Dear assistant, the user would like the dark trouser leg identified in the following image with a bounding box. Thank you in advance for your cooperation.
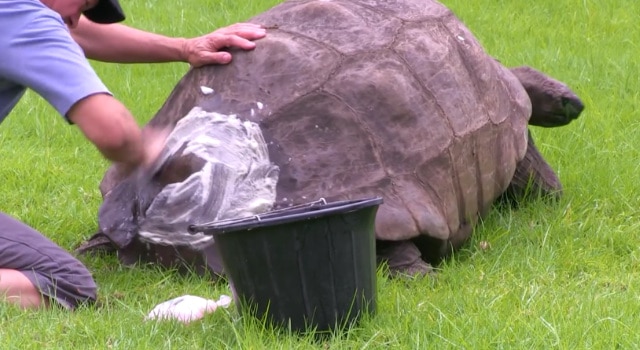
[0,212,97,309]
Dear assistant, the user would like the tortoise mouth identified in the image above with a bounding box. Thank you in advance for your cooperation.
[562,96,585,118]
[529,112,576,128]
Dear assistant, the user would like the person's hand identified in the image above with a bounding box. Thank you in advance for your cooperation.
[140,125,171,169]
[114,125,171,180]
[182,23,266,67]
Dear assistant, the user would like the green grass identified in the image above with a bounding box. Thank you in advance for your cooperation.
[1,0,639,348]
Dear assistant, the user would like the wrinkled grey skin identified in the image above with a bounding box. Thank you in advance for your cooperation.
[77,0,584,277]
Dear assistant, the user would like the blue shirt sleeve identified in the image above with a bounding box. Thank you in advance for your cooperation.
[0,0,111,121]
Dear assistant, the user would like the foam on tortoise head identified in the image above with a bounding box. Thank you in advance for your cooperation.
[137,107,279,248]
[510,66,585,128]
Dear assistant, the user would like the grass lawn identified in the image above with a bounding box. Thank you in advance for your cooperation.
[1,0,639,348]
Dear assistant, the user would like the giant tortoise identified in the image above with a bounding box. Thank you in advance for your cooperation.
[78,0,584,276]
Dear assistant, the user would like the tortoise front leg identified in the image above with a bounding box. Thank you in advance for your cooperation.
[502,129,563,204]
[376,239,434,277]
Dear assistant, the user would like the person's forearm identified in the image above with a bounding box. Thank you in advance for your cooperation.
[67,93,145,170]
[71,17,188,63]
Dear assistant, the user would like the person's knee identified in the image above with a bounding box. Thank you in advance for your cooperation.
[0,212,98,309]
[45,259,98,309]
[0,268,48,308]
[22,256,98,309]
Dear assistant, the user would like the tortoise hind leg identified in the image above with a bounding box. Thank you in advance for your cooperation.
[501,129,562,205]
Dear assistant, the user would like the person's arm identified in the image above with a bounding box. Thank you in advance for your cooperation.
[0,9,163,176]
[67,93,144,169]
[70,17,266,67]
[67,93,168,175]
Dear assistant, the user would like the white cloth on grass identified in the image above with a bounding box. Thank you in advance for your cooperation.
[145,294,232,324]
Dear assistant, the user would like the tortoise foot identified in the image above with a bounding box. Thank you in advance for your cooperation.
[74,232,117,256]
[376,240,434,277]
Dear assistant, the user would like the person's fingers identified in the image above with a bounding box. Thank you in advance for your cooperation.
[141,126,171,167]
[211,24,266,42]
[184,23,267,67]
[213,22,265,36]
[189,35,260,67]
[219,35,259,50]
[192,52,233,67]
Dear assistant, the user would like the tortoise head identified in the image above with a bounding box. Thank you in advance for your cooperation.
[510,66,584,127]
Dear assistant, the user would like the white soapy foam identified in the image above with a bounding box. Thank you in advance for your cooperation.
[200,86,214,95]
[138,107,279,249]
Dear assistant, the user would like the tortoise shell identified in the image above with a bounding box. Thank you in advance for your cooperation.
[89,0,554,274]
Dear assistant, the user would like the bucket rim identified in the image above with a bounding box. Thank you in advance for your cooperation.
[188,196,383,236]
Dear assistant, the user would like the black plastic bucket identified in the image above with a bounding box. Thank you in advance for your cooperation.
[189,197,383,332]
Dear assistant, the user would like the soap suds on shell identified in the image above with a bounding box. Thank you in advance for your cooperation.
[138,107,279,249]
[200,86,214,95]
